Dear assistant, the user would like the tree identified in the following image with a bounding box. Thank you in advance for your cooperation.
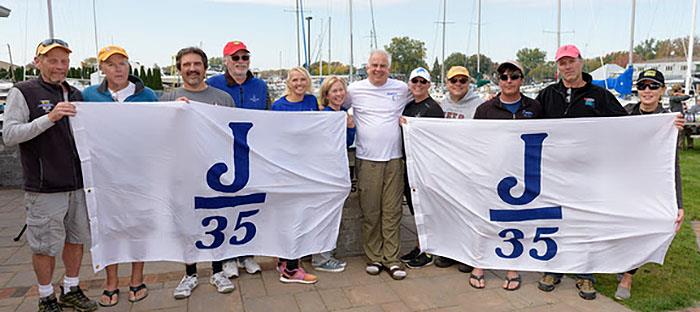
[81,57,98,70]
[443,52,467,73]
[151,66,163,90]
[146,68,154,89]
[384,36,428,78]
[516,48,546,78]
[138,66,147,84]
[0,68,7,80]
[634,39,658,61]
[466,54,495,79]
[13,66,24,81]
[430,57,441,83]
[529,62,557,82]
[209,57,224,72]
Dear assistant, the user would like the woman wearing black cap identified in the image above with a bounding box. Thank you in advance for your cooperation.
[616,69,685,300]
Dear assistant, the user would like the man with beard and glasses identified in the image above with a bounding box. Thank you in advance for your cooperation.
[160,47,236,299]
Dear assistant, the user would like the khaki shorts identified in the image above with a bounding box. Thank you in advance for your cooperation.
[25,190,91,256]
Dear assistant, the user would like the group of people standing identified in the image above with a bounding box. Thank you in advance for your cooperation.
[1,37,686,312]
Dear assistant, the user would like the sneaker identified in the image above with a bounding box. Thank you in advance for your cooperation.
[39,294,62,312]
[576,279,597,300]
[173,274,198,299]
[458,263,473,273]
[280,267,318,284]
[537,274,561,292]
[238,257,262,274]
[58,286,98,312]
[434,256,455,268]
[210,272,235,293]
[223,260,239,278]
[400,246,421,263]
[276,259,285,273]
[406,252,434,269]
[313,258,346,273]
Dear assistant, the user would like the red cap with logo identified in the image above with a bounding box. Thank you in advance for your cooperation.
[555,44,581,61]
[223,41,249,56]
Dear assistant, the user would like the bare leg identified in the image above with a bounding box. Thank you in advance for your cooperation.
[33,254,56,285]
[62,243,83,278]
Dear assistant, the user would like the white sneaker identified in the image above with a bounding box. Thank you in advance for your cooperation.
[209,272,235,293]
[173,274,198,299]
[223,260,239,278]
[238,257,261,274]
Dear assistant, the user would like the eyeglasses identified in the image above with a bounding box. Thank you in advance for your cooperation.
[499,73,522,81]
[230,55,250,61]
[449,77,469,84]
[39,38,69,48]
[636,82,663,90]
[411,78,429,84]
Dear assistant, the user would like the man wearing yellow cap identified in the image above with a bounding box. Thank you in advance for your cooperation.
[2,39,98,312]
[82,45,158,103]
[81,45,157,307]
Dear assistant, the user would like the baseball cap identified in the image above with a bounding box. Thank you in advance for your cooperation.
[409,67,431,81]
[555,44,581,61]
[35,38,72,56]
[637,68,665,85]
[446,66,470,79]
[223,41,249,56]
[497,60,524,74]
[97,45,128,62]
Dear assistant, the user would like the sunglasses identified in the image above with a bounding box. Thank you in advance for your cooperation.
[499,73,522,81]
[636,82,662,90]
[230,55,250,61]
[449,77,469,84]
[411,78,429,84]
[38,38,69,48]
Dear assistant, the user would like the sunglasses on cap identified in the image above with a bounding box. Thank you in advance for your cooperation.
[230,55,250,61]
[449,77,469,84]
[38,38,69,48]
[499,73,522,81]
[636,81,663,90]
[411,77,429,84]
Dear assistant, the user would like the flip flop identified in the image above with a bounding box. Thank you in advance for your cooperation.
[469,273,485,289]
[128,283,148,303]
[98,289,119,307]
[503,275,521,291]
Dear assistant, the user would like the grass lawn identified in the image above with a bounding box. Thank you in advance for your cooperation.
[595,147,700,312]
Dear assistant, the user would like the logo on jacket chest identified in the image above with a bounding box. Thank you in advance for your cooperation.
[250,95,260,103]
[38,100,54,113]
[583,98,596,108]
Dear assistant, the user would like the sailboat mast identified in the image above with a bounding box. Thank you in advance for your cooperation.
[92,0,99,56]
[686,0,697,94]
[328,17,331,76]
[296,0,301,66]
[47,0,54,39]
[628,0,635,67]
[349,0,354,82]
[476,0,481,76]
[441,0,446,86]
[556,0,561,49]
[369,0,378,50]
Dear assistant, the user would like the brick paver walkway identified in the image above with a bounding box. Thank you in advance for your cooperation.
[0,188,630,312]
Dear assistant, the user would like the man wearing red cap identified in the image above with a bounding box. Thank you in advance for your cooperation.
[207,40,270,110]
[2,39,98,312]
[535,44,627,300]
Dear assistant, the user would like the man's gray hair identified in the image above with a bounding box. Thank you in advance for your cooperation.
[368,49,391,67]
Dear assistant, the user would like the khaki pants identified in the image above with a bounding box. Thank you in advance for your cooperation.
[357,158,404,267]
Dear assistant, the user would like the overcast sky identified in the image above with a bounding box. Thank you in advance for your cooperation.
[0,0,697,70]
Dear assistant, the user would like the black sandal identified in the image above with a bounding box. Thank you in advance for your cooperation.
[469,273,485,289]
[128,283,148,303]
[503,275,521,291]
[99,289,119,307]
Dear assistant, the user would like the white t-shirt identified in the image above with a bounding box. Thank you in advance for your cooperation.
[109,81,136,102]
[347,78,410,161]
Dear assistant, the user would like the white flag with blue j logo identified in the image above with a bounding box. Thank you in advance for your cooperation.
[403,114,679,273]
[71,102,351,271]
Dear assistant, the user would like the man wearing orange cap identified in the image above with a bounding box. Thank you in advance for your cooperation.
[207,40,270,110]
[82,45,158,103]
[81,45,158,307]
[2,39,98,312]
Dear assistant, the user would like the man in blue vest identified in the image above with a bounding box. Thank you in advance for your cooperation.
[207,40,270,110]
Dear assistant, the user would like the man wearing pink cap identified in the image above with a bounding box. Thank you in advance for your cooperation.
[207,40,270,110]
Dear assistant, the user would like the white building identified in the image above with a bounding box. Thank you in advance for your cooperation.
[633,58,700,81]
